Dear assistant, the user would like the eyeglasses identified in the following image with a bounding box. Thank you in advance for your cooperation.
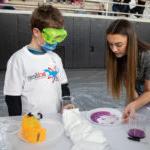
[108,42,127,49]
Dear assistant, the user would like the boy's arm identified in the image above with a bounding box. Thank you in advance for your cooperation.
[61,83,70,96]
[53,53,70,96]
[5,95,22,116]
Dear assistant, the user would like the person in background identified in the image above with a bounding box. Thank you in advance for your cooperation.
[130,0,146,17]
[112,0,122,15]
[121,0,130,15]
[0,0,15,10]
[112,0,130,16]
[3,5,70,116]
[106,19,150,122]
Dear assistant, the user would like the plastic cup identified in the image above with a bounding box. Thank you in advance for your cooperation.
[61,96,75,107]
[145,127,150,143]
[61,96,77,111]
[127,113,146,139]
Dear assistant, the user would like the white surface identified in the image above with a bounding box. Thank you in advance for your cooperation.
[7,121,20,135]
[18,118,64,144]
[71,141,110,150]
[6,116,72,150]
[84,109,150,150]
[62,109,110,150]
[87,107,122,126]
[41,119,64,143]
[97,125,150,150]
[0,110,149,150]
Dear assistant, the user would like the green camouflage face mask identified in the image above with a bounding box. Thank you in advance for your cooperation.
[42,28,67,44]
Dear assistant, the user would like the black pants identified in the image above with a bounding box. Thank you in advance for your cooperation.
[130,1,146,15]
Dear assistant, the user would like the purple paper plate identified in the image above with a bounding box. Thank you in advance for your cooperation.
[90,111,111,123]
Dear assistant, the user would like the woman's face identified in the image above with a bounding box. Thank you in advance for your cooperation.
[107,34,128,58]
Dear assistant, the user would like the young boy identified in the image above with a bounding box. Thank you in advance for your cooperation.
[3,5,70,116]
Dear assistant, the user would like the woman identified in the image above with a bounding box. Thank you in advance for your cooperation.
[106,19,150,122]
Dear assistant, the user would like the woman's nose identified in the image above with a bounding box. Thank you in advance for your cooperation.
[111,45,118,53]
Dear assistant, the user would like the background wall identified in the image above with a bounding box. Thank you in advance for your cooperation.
[0,12,150,70]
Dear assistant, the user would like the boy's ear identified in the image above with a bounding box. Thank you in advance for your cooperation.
[32,28,41,37]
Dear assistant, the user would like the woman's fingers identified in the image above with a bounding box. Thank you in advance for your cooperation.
[122,111,130,123]
[122,105,135,123]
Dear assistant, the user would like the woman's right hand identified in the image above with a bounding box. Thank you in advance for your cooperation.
[122,102,136,122]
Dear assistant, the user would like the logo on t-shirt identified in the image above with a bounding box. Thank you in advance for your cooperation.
[27,66,59,82]
[44,66,58,82]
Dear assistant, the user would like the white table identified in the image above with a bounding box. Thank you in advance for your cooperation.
[0,109,150,150]
[82,108,150,150]
[1,114,73,150]
[94,123,150,150]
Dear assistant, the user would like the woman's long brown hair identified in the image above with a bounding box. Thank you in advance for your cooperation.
[106,19,150,103]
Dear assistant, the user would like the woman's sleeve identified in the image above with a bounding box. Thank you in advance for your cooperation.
[144,51,150,80]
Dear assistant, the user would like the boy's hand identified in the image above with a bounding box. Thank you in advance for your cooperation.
[63,103,75,109]
[61,104,76,113]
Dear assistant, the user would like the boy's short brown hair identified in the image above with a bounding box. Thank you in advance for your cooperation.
[31,5,64,31]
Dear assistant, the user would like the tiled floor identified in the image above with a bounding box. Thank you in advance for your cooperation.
[0,69,126,116]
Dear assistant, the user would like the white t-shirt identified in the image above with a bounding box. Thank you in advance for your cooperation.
[4,46,68,115]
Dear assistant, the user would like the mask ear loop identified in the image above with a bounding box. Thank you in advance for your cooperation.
[32,28,45,49]
[33,28,41,37]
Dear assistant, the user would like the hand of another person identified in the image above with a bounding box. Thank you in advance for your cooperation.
[122,102,136,123]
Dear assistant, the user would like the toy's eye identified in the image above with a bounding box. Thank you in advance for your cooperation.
[37,112,43,119]
[27,112,33,117]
